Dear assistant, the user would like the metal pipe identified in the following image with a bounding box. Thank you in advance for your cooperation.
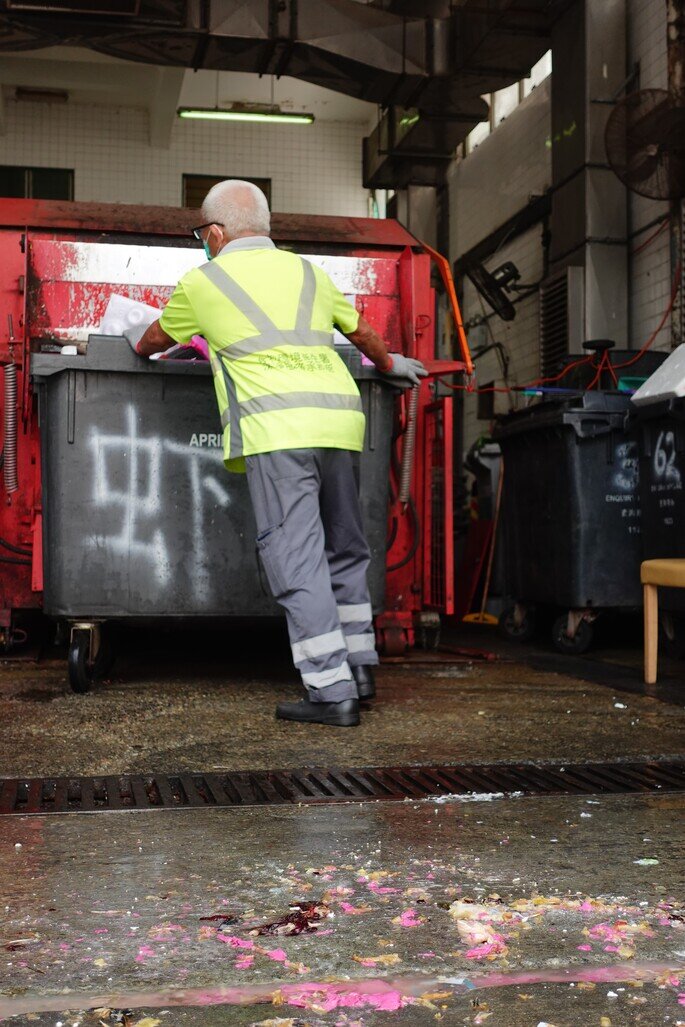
[398,385,419,506]
[3,363,18,494]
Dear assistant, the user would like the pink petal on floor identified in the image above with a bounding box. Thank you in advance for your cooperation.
[266,948,288,962]
[217,936,254,949]
[395,909,423,927]
[135,945,156,963]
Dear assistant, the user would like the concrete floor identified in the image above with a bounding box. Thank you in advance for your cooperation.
[1,795,684,1024]
[0,622,684,1024]
[0,623,684,777]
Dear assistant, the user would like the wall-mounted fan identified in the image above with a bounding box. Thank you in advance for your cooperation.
[466,261,521,321]
[605,88,685,200]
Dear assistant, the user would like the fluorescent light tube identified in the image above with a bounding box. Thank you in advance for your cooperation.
[177,107,315,125]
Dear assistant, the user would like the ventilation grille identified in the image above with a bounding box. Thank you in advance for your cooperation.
[539,266,584,378]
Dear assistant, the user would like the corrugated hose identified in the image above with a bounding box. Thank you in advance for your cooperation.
[398,385,419,507]
[3,363,18,493]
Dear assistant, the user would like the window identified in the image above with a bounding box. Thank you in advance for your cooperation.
[466,115,491,154]
[463,48,552,156]
[0,165,73,200]
[523,49,552,98]
[493,82,521,126]
[183,174,272,208]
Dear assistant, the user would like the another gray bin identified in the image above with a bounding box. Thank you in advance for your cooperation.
[33,337,394,620]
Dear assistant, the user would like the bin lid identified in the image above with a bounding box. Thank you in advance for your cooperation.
[631,344,685,407]
[493,390,633,441]
[31,335,400,385]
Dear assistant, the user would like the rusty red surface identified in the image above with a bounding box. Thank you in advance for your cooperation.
[0,199,420,250]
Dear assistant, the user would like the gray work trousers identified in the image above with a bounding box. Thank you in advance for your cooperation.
[245,448,379,703]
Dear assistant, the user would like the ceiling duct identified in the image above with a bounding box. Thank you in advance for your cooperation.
[363,106,485,188]
[0,0,564,186]
[0,0,558,116]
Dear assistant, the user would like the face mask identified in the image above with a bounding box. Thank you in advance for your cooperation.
[202,239,213,261]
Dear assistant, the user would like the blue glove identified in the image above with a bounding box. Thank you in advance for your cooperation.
[380,353,429,386]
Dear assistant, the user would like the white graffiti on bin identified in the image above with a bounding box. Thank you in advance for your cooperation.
[90,404,230,598]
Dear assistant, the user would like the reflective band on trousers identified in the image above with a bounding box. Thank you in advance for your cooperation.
[338,603,373,624]
[291,628,347,664]
[301,661,353,689]
[200,256,358,462]
[346,632,376,653]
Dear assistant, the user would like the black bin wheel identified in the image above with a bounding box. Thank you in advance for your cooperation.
[67,626,114,693]
[68,629,95,693]
[499,603,535,643]
[552,614,593,655]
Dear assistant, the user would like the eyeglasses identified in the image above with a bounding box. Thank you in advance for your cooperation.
[191,222,224,243]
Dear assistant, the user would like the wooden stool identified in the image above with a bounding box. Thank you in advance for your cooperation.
[641,559,685,683]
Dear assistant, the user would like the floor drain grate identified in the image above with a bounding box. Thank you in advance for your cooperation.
[1,761,684,815]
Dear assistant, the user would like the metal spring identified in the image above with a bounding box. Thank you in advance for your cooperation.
[3,363,18,493]
[398,385,419,506]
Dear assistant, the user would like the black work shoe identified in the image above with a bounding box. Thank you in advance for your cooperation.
[275,698,360,727]
[352,665,376,701]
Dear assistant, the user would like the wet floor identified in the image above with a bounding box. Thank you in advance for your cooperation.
[0,622,684,1024]
[1,794,684,1023]
[0,624,684,777]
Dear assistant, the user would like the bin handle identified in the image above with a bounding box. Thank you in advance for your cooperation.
[563,413,619,439]
[419,240,474,377]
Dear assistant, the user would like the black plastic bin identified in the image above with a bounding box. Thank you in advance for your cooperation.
[33,337,394,622]
[635,397,685,619]
[494,391,646,651]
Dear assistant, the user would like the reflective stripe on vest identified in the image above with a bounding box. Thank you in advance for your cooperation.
[200,256,358,462]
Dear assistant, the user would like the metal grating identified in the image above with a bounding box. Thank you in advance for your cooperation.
[1,761,684,815]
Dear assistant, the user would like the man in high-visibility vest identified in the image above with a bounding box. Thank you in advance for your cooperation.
[127,180,427,727]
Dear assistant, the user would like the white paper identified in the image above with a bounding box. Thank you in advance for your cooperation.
[99,294,162,337]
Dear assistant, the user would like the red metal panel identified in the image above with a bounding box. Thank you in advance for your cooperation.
[0,199,470,652]
[422,398,455,614]
[26,238,401,344]
[0,199,422,250]
[0,228,40,622]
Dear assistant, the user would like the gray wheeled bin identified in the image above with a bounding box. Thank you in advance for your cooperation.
[494,391,646,654]
[635,396,685,655]
[32,336,395,691]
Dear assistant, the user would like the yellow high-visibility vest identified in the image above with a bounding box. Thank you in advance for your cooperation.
[159,240,365,472]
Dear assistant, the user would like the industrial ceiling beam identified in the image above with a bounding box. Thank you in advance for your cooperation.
[0,0,554,118]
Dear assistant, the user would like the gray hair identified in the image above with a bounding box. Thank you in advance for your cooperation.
[201,179,271,238]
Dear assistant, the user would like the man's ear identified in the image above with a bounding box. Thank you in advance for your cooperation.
[209,224,224,256]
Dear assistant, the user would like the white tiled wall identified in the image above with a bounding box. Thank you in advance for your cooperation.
[460,225,545,455]
[628,0,668,89]
[447,77,551,260]
[0,97,370,216]
[627,0,673,351]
